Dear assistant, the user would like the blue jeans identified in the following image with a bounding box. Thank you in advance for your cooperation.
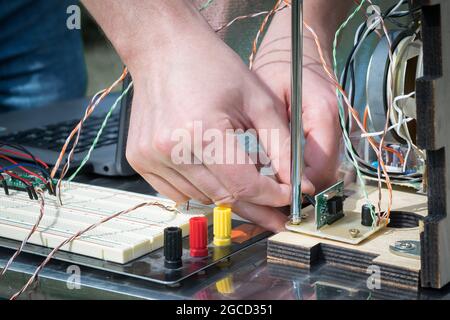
[0,0,87,112]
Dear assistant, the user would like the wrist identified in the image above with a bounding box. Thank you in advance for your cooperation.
[83,0,215,74]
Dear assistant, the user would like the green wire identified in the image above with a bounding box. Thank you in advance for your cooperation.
[68,82,134,182]
[199,0,215,11]
[332,1,378,224]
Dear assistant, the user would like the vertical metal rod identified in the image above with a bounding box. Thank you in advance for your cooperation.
[290,0,304,225]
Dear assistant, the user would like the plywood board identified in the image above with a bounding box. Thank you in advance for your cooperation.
[285,184,425,244]
[268,185,427,290]
[0,182,212,263]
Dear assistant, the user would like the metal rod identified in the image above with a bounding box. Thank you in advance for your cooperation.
[290,0,304,225]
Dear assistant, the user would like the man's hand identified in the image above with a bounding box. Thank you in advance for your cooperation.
[83,0,304,232]
[253,4,349,193]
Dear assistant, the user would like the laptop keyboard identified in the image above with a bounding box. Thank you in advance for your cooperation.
[1,113,120,153]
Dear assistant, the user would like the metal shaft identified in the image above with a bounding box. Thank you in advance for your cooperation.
[290,0,304,225]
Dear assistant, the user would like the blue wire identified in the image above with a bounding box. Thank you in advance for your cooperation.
[0,163,49,178]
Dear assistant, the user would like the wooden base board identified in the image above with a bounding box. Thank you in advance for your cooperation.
[268,185,427,291]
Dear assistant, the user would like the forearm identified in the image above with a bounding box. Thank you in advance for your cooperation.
[81,0,213,70]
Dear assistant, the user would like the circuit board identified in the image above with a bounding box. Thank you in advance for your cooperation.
[285,184,386,245]
[315,181,345,229]
[1,173,56,200]
[0,182,212,263]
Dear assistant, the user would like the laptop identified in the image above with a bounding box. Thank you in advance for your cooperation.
[0,75,135,177]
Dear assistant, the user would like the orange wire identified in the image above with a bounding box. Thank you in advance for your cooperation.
[50,67,128,179]
[248,0,283,69]
[304,20,393,223]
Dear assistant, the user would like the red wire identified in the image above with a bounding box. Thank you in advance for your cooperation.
[0,148,49,169]
[0,168,32,186]
[0,154,47,184]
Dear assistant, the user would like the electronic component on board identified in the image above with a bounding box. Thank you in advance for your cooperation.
[213,206,232,247]
[361,203,375,227]
[164,227,183,269]
[315,181,345,229]
[189,216,208,257]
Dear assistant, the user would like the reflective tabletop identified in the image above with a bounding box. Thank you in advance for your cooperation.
[1,174,449,300]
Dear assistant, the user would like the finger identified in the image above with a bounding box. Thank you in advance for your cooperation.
[301,175,315,196]
[142,173,189,204]
[171,162,233,205]
[199,132,291,207]
[232,200,289,233]
[246,92,291,184]
[303,101,341,192]
[158,167,213,204]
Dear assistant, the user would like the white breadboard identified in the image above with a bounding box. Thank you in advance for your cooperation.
[0,182,212,264]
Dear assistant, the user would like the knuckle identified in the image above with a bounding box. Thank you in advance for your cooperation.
[213,193,236,206]
[151,132,174,156]
[230,183,254,202]
[258,97,275,112]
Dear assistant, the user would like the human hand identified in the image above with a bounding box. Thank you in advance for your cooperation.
[124,10,300,232]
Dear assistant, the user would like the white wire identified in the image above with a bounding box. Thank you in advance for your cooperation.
[361,117,413,138]
[392,91,416,172]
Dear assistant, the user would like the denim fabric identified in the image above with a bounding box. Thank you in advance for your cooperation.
[0,0,87,112]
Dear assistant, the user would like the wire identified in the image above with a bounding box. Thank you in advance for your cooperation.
[50,67,128,180]
[248,0,284,70]
[0,170,32,187]
[0,148,49,169]
[51,68,128,204]
[0,143,48,172]
[199,0,215,11]
[0,188,45,277]
[306,16,395,225]
[67,82,134,182]
[0,163,50,178]
[331,0,376,222]
[0,155,48,184]
[214,4,288,33]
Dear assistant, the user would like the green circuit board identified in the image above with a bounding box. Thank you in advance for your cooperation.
[1,173,56,199]
[315,181,345,229]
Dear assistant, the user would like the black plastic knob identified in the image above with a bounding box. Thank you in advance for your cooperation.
[164,227,183,269]
[361,204,375,227]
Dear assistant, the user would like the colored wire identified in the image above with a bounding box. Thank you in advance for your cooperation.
[0,188,45,277]
[0,142,48,172]
[248,0,284,70]
[67,81,134,182]
[214,4,288,33]
[0,163,50,179]
[0,169,32,186]
[0,155,48,184]
[51,68,128,204]
[331,0,376,220]
[50,67,128,180]
[305,19,393,225]
[199,0,215,11]
[0,148,49,169]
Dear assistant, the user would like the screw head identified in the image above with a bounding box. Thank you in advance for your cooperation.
[395,241,416,251]
[349,228,360,238]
